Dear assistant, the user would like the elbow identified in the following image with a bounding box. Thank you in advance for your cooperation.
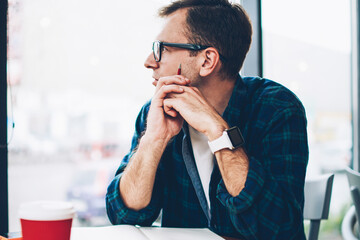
[121,190,151,211]
[123,200,150,211]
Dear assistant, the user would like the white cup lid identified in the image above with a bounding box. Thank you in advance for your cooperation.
[19,201,75,221]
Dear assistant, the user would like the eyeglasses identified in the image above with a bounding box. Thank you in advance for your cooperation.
[152,40,213,62]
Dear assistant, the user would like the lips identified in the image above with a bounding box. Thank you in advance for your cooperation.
[152,76,159,86]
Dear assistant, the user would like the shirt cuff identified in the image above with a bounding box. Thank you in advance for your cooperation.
[216,156,265,214]
[106,174,158,225]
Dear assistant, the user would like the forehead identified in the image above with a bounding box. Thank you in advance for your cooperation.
[156,9,189,43]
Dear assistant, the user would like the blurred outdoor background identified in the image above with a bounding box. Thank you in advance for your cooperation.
[7,0,352,239]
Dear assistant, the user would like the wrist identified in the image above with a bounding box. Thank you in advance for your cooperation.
[141,132,171,150]
[204,120,229,141]
[133,133,171,170]
[208,126,245,154]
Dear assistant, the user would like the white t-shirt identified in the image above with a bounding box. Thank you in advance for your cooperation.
[189,126,214,209]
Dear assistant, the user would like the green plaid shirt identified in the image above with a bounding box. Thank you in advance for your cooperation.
[106,75,308,240]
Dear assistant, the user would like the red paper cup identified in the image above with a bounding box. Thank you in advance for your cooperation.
[19,201,75,240]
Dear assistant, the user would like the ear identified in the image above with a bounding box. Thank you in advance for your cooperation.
[199,47,221,77]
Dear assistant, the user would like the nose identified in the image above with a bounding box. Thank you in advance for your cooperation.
[144,52,159,69]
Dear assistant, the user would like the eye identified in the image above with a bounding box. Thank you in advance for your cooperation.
[161,46,168,53]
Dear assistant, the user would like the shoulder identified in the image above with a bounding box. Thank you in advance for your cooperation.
[141,100,152,114]
[242,76,305,115]
[135,100,152,131]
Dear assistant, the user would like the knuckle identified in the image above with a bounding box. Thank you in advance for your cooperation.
[192,87,200,93]
[158,78,165,85]
[158,77,169,84]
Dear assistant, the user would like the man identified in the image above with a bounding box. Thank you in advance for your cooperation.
[106,0,308,239]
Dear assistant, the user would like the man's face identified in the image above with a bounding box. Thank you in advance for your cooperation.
[144,9,201,87]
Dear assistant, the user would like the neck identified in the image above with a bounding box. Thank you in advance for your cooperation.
[198,75,236,115]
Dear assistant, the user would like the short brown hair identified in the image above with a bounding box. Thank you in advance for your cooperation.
[159,0,252,79]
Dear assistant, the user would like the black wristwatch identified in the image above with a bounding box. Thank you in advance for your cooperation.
[208,126,245,154]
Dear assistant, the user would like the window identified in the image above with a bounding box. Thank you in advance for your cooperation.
[7,0,171,231]
[262,0,352,237]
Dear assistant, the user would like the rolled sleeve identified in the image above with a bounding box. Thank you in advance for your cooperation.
[106,173,162,226]
[216,156,265,214]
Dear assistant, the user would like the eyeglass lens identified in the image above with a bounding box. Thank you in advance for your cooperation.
[153,41,160,62]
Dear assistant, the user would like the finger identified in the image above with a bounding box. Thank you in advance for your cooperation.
[159,75,190,85]
[164,108,178,118]
[163,98,177,117]
[165,85,192,99]
[190,86,201,94]
[154,85,184,101]
[178,86,204,102]
[156,76,188,93]
[156,76,190,92]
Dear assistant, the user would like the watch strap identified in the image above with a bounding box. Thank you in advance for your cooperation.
[208,131,234,154]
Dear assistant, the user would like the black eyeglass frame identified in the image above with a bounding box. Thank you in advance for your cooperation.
[152,40,226,62]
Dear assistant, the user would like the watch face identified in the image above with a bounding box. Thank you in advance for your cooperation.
[227,126,245,148]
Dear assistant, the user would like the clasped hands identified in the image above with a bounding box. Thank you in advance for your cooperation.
[146,75,228,142]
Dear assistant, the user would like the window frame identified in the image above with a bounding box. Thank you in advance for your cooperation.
[352,0,360,171]
[0,0,9,235]
[242,0,263,77]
